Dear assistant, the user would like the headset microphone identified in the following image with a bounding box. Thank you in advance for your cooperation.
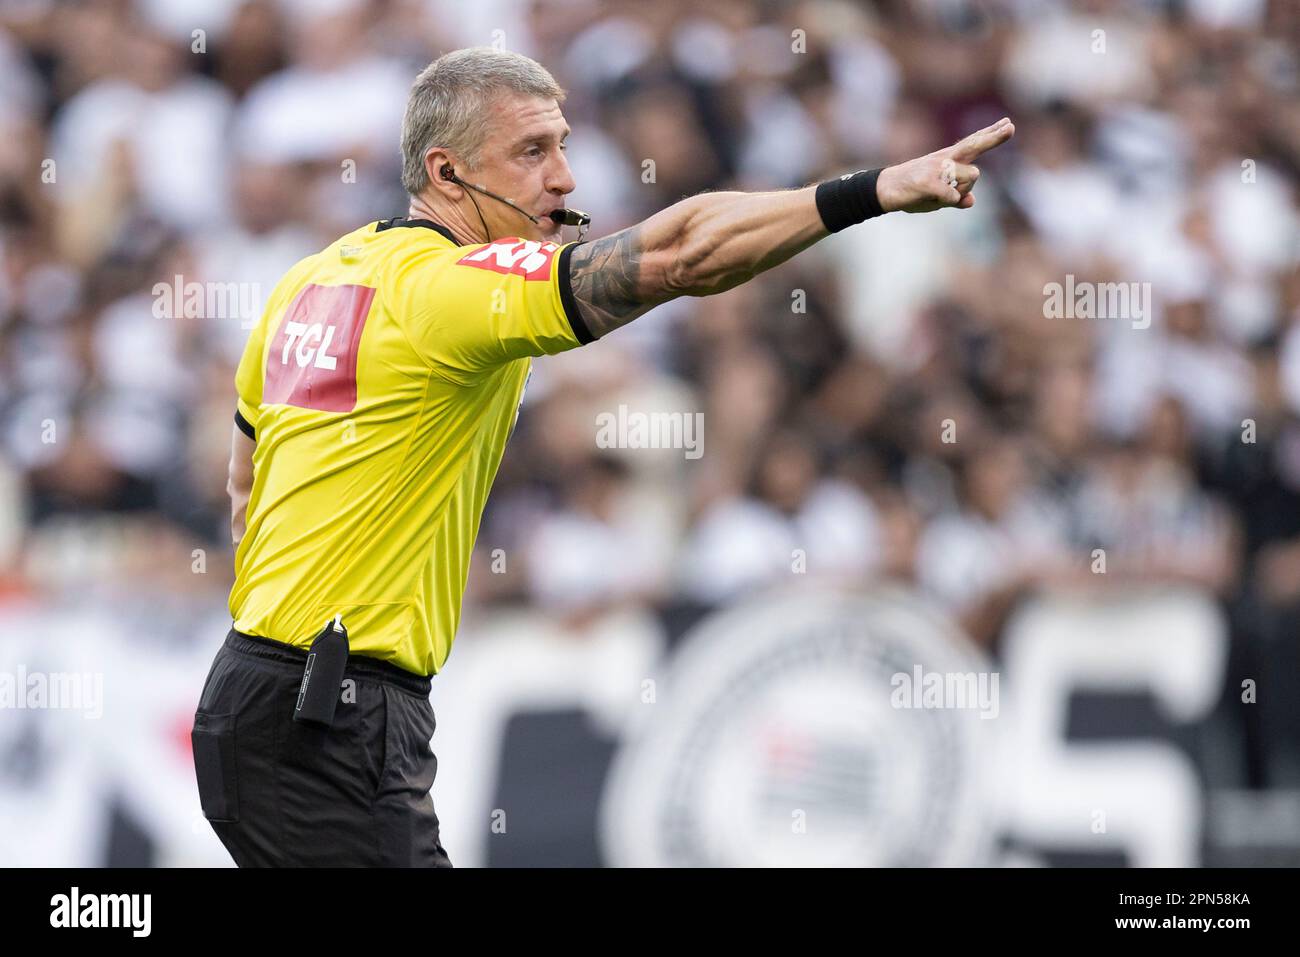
[441,165,590,240]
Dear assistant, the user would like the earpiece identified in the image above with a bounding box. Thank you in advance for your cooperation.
[440,164,456,181]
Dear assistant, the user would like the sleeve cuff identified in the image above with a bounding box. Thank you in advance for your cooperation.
[557,242,596,346]
[234,407,256,441]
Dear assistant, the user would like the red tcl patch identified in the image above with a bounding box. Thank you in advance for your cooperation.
[456,239,561,280]
[264,283,374,412]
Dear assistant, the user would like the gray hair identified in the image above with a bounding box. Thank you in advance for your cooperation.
[400,47,566,197]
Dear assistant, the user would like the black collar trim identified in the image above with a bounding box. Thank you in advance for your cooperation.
[376,217,462,246]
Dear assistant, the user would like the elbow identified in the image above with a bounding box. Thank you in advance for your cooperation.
[662,197,719,297]
[668,229,752,298]
[662,236,702,298]
[665,191,756,297]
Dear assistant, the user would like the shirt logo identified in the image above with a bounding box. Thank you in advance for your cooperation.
[456,238,560,280]
[264,283,375,412]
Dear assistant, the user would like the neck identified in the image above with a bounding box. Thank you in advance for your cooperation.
[407,194,487,246]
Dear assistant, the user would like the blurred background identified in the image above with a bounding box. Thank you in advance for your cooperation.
[1,0,1299,866]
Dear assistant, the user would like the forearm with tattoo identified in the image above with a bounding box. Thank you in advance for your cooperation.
[565,187,827,339]
[566,227,652,338]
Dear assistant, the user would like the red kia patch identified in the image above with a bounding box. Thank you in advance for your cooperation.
[456,238,561,281]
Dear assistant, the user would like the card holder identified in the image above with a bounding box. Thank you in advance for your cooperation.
[293,614,350,729]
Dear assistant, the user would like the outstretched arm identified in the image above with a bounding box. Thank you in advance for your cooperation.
[568,117,1015,338]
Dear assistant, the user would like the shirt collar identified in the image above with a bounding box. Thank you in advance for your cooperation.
[375,216,462,246]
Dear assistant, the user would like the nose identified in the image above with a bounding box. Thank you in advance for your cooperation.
[546,148,576,198]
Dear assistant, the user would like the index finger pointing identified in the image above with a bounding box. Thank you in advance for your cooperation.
[950,117,1016,162]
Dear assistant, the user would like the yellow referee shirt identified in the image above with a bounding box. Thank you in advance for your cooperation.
[229,217,595,675]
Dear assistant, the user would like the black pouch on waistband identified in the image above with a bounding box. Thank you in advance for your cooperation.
[293,615,349,729]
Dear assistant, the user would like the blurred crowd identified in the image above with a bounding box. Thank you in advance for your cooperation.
[1,0,1298,782]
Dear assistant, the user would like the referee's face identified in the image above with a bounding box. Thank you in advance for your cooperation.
[472,92,576,244]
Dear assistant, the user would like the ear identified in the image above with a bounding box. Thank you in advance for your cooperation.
[423,147,461,198]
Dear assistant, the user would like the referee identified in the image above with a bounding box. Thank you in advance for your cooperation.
[191,46,1013,867]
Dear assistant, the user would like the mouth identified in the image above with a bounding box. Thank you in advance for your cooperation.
[539,211,564,238]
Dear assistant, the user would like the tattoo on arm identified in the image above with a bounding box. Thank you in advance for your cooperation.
[567,226,653,339]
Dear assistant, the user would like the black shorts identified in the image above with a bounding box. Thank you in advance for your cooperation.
[191,629,452,867]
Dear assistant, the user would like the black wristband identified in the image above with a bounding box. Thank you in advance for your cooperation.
[815,168,886,233]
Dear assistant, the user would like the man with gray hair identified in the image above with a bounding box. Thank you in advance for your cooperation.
[195,45,1013,867]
